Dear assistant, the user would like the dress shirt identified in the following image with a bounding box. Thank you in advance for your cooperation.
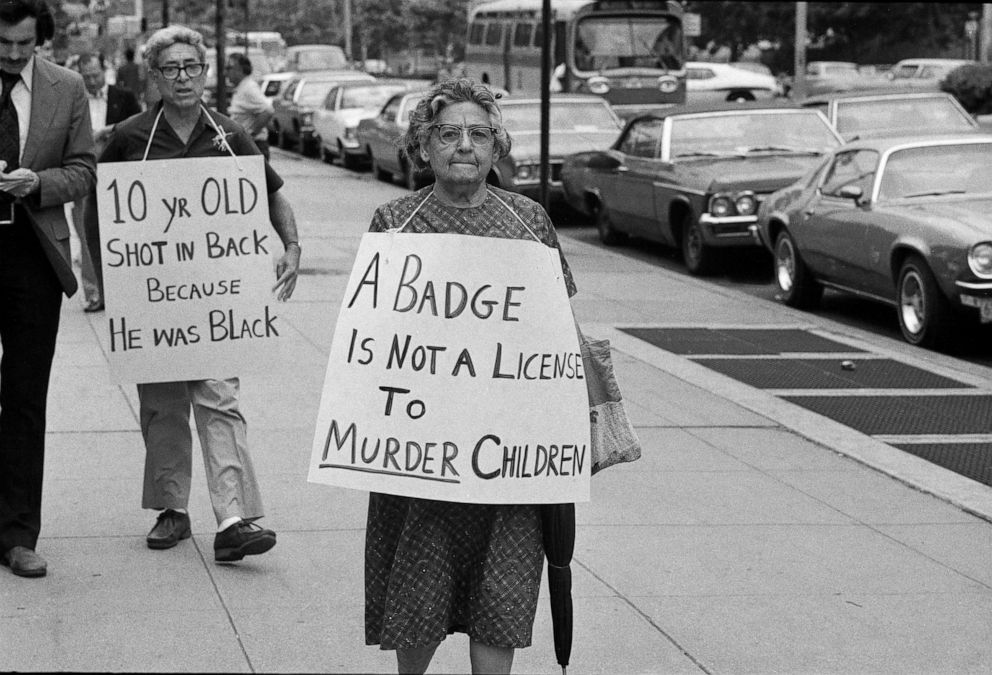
[228,77,272,142]
[8,55,33,163]
[87,84,108,131]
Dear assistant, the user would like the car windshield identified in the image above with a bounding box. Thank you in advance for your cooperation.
[500,102,620,133]
[669,111,840,158]
[878,143,992,199]
[340,85,406,110]
[573,16,683,72]
[299,81,337,106]
[294,48,347,70]
[837,97,975,137]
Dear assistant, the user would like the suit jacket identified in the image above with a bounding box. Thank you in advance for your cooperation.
[105,84,141,126]
[21,58,97,297]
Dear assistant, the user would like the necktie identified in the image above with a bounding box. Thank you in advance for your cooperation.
[0,71,19,208]
[0,71,20,172]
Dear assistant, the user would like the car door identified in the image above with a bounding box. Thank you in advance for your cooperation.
[801,149,880,287]
[313,87,339,149]
[369,95,401,172]
[607,118,664,235]
[274,79,298,133]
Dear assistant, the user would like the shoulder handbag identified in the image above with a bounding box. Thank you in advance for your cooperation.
[579,328,642,475]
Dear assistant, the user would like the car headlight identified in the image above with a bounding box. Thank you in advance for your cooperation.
[709,194,734,217]
[344,126,357,141]
[301,112,313,126]
[968,242,992,278]
[734,192,757,216]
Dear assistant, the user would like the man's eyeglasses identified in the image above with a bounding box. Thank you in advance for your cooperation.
[432,124,497,146]
[156,63,206,80]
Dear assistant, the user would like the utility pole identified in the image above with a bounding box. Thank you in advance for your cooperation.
[162,0,169,27]
[344,0,353,62]
[793,2,807,100]
[981,3,992,63]
[539,0,550,212]
[216,0,227,114]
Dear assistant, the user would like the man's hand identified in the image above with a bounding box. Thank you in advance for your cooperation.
[272,244,300,301]
[0,167,40,199]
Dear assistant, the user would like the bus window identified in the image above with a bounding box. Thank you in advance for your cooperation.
[469,21,486,45]
[513,22,533,48]
[574,16,683,71]
[485,22,504,47]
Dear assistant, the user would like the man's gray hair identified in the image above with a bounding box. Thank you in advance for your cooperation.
[143,25,206,69]
[401,78,511,170]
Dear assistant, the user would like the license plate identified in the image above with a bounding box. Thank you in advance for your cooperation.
[962,295,992,322]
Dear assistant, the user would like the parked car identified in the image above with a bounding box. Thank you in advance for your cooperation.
[312,79,423,169]
[803,61,878,96]
[260,71,295,104]
[800,90,979,140]
[356,90,431,190]
[757,134,992,349]
[279,44,349,72]
[884,58,977,90]
[559,102,842,274]
[685,61,780,103]
[490,95,622,201]
[270,70,375,155]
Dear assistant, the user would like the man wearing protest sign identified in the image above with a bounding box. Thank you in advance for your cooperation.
[95,25,300,563]
[361,79,578,674]
[0,0,96,579]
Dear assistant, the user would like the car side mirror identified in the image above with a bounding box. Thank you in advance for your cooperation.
[838,185,864,202]
[586,153,622,171]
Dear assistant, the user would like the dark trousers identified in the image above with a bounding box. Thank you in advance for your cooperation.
[0,217,63,554]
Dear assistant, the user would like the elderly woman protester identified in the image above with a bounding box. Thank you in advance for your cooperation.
[363,78,577,674]
[93,25,301,563]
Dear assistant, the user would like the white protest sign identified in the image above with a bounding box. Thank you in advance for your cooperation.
[97,156,280,383]
[308,232,591,504]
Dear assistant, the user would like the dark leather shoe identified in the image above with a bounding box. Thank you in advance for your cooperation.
[2,546,47,578]
[83,299,104,313]
[146,509,191,549]
[214,520,276,562]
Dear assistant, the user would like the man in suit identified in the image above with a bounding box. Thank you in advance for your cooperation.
[0,0,97,578]
[71,51,140,312]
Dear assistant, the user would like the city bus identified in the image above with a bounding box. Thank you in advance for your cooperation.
[464,0,686,119]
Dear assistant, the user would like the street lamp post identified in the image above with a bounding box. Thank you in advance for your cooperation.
[965,11,979,60]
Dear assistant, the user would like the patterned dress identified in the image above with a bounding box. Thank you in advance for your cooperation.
[364,186,577,650]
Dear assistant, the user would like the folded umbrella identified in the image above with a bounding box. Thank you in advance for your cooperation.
[541,502,575,675]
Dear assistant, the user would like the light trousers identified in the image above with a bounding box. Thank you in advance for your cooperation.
[138,378,264,525]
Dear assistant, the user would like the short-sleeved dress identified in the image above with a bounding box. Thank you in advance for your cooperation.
[364,186,577,651]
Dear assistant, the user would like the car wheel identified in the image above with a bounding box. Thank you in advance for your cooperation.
[371,153,392,183]
[278,127,292,150]
[320,144,334,164]
[342,144,361,171]
[595,203,624,245]
[299,134,316,157]
[681,212,719,275]
[774,229,822,308]
[897,256,955,349]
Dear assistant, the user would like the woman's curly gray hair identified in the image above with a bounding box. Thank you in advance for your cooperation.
[144,25,206,69]
[401,78,512,170]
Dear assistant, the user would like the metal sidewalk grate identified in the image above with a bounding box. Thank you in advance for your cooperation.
[890,443,992,486]
[782,395,992,436]
[698,358,971,390]
[621,327,865,355]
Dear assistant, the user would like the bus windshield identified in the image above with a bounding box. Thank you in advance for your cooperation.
[574,16,682,72]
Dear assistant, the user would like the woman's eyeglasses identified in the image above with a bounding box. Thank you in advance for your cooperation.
[156,63,207,80]
[432,124,497,146]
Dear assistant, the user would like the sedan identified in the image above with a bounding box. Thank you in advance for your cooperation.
[270,70,374,156]
[685,61,781,103]
[758,135,992,349]
[560,102,843,275]
[490,95,622,202]
[357,90,431,190]
[800,90,979,141]
[312,79,423,169]
[884,58,977,90]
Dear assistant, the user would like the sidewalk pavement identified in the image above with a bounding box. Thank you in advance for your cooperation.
[3,189,992,673]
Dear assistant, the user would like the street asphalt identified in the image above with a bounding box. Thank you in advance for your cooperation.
[2,160,991,673]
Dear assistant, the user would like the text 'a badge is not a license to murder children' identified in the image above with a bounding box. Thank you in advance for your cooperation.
[308,231,591,505]
[96,156,283,384]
